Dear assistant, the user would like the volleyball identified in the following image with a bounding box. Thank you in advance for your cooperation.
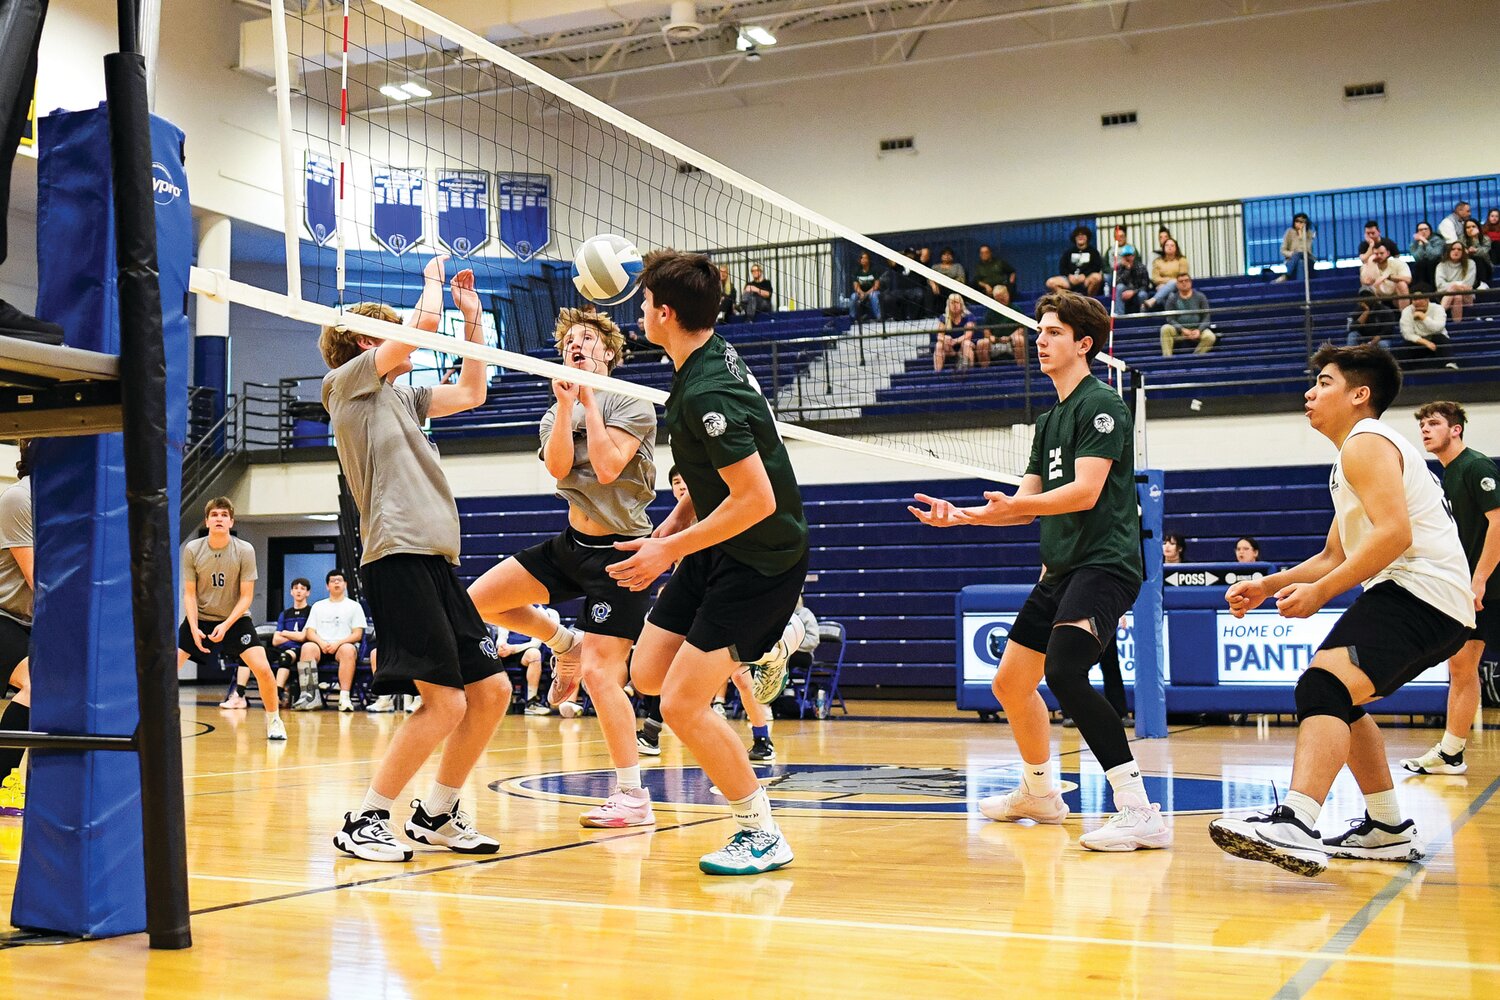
[572,233,643,305]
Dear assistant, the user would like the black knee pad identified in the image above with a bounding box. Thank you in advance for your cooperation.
[1295,668,1354,723]
[1042,624,1102,700]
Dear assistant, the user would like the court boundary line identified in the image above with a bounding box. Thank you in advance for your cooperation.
[1272,771,1500,998]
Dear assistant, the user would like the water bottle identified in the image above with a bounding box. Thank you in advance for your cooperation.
[814,688,829,720]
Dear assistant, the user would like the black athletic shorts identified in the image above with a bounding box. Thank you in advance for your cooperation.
[1008,567,1142,655]
[648,548,810,662]
[1472,601,1500,652]
[0,614,30,678]
[513,527,652,640]
[1318,581,1470,699]
[177,616,260,662]
[361,553,502,695]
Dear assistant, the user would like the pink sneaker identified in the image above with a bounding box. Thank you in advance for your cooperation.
[219,692,249,709]
[580,787,656,828]
[549,629,584,706]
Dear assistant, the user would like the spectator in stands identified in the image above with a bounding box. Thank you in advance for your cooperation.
[1346,288,1396,347]
[917,246,940,316]
[879,254,922,321]
[1438,201,1471,244]
[1235,536,1261,563]
[1399,286,1457,370]
[1046,225,1105,295]
[1163,533,1186,564]
[270,577,313,707]
[1436,240,1478,323]
[1276,212,1315,283]
[1357,220,1400,263]
[1460,218,1494,287]
[1408,221,1446,288]
[1154,226,1173,257]
[1158,273,1217,356]
[740,263,774,319]
[503,606,558,715]
[1145,237,1189,309]
[1111,245,1151,315]
[934,293,976,373]
[976,290,1028,368]
[972,244,1017,305]
[1109,225,1130,262]
[1484,209,1500,266]
[1359,242,1410,310]
[292,568,367,712]
[717,264,736,323]
[933,246,966,288]
[849,251,881,322]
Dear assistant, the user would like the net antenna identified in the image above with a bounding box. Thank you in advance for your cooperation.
[203,0,1128,486]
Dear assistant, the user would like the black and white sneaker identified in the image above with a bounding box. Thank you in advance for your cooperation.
[1322,813,1425,862]
[637,721,662,756]
[1209,805,1328,877]
[334,809,413,862]
[1398,745,1466,775]
[749,735,776,762]
[404,799,500,855]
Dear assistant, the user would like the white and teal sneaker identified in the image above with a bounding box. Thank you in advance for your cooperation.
[748,615,806,704]
[699,828,794,876]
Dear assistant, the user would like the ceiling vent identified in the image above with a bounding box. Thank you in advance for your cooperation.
[879,136,915,155]
[1343,81,1386,101]
[663,1,706,41]
[1101,111,1138,128]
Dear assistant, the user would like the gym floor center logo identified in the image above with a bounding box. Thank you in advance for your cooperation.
[499,762,1276,816]
[152,162,182,205]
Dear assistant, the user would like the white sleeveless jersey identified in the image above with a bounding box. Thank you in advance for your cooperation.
[1331,418,1474,627]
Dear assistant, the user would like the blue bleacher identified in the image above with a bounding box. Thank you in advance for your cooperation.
[453,464,1338,690]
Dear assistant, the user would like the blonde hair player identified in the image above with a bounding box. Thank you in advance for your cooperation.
[1401,401,1500,775]
[468,306,663,829]
[176,496,286,743]
[322,254,510,862]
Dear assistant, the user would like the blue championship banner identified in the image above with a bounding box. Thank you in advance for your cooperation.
[435,169,490,258]
[371,166,425,255]
[304,151,337,247]
[497,172,550,260]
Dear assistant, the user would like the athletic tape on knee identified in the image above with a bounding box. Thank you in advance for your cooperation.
[1295,668,1354,723]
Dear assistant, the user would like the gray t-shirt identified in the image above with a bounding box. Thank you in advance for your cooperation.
[0,478,33,624]
[182,535,258,622]
[538,391,658,536]
[322,350,461,564]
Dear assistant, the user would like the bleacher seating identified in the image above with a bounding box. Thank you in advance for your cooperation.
[453,464,1337,691]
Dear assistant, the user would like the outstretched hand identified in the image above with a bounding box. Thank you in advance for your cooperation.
[450,268,480,327]
[423,253,451,285]
[908,493,975,528]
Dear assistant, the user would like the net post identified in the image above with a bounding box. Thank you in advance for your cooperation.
[1129,366,1148,470]
[1133,468,1168,739]
[269,0,304,301]
[103,18,191,950]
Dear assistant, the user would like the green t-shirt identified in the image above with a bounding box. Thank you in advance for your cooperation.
[853,266,878,292]
[666,335,809,575]
[1024,376,1142,584]
[1442,447,1500,600]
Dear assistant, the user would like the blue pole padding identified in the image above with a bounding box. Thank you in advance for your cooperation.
[1133,469,1167,738]
[11,106,189,939]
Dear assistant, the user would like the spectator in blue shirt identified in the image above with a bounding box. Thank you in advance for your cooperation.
[270,577,313,706]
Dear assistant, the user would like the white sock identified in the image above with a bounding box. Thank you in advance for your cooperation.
[426,781,462,816]
[616,766,642,791]
[544,624,578,653]
[361,788,395,815]
[1283,790,1322,829]
[1363,788,1403,827]
[1020,759,1055,797]
[729,787,778,834]
[1439,732,1467,756]
[1105,760,1148,809]
[527,684,538,700]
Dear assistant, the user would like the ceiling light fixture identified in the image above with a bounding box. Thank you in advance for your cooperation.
[378,83,410,101]
[400,80,432,98]
[741,25,777,47]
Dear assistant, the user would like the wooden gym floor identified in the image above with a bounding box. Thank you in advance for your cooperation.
[1,694,1497,999]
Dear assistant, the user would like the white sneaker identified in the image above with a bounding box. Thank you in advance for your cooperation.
[405,695,422,713]
[291,692,318,711]
[219,692,248,709]
[338,694,354,713]
[266,715,287,741]
[558,701,584,719]
[1399,744,1467,775]
[365,695,396,714]
[405,798,500,855]
[978,787,1069,825]
[749,615,805,704]
[1080,801,1172,852]
[712,701,728,719]
[699,828,794,876]
[334,809,413,862]
[548,628,585,706]
[1321,813,1426,862]
[1209,806,1326,877]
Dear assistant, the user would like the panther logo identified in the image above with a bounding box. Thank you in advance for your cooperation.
[1093,413,1115,434]
[239,633,252,646]
[590,602,612,624]
[1483,477,1496,493]
[702,412,727,437]
[480,635,499,659]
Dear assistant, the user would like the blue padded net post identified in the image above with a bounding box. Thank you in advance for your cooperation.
[1133,469,1167,738]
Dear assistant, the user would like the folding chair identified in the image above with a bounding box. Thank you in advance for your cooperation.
[797,621,847,717]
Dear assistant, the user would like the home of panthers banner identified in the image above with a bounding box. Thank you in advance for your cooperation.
[435,169,490,258]
[370,166,424,255]
[496,172,550,261]
[304,151,337,247]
